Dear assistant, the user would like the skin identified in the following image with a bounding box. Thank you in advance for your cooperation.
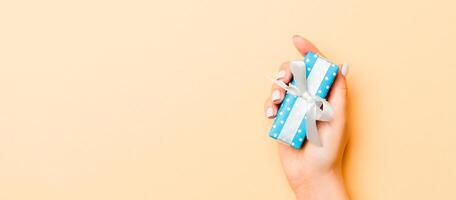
[264,35,350,200]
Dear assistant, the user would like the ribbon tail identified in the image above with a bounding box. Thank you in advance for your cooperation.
[318,99,333,121]
[272,79,300,96]
[305,106,322,147]
[289,61,308,93]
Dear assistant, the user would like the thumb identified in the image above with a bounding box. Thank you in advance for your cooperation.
[292,35,322,56]
[328,63,349,121]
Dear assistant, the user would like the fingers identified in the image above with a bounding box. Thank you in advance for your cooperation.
[276,62,292,84]
[265,62,292,118]
[271,62,291,104]
[328,63,349,120]
[264,97,278,118]
[292,35,322,56]
[271,88,284,104]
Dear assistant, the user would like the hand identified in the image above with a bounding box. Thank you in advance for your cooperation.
[264,35,350,200]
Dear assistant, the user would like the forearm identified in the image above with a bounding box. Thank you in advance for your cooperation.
[293,168,349,200]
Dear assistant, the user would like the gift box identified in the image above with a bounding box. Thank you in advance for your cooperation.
[269,52,339,149]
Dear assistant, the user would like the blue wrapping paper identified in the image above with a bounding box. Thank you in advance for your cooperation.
[269,52,339,149]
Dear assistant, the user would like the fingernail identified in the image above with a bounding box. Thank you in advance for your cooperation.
[266,107,275,118]
[272,90,281,102]
[276,70,286,79]
[341,63,349,77]
[292,35,302,40]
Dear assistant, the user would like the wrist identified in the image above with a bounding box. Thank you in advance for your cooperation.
[293,167,349,200]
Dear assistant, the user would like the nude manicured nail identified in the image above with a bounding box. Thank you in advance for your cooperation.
[276,70,286,79]
[266,107,275,118]
[292,35,303,41]
[272,90,281,102]
[341,63,349,77]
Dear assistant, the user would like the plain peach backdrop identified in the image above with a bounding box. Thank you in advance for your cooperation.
[1,0,456,199]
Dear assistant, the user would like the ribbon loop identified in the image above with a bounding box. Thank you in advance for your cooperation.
[273,61,334,146]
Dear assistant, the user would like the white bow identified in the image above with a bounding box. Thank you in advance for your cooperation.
[273,61,333,146]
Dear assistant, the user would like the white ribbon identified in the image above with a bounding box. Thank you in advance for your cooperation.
[273,61,333,146]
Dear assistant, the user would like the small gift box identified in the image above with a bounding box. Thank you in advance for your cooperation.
[269,52,339,149]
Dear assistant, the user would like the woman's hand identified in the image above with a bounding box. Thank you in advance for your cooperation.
[265,35,350,200]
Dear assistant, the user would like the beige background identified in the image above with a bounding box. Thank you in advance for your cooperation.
[1,0,456,199]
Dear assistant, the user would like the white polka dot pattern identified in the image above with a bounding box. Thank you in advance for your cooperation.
[268,51,339,149]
